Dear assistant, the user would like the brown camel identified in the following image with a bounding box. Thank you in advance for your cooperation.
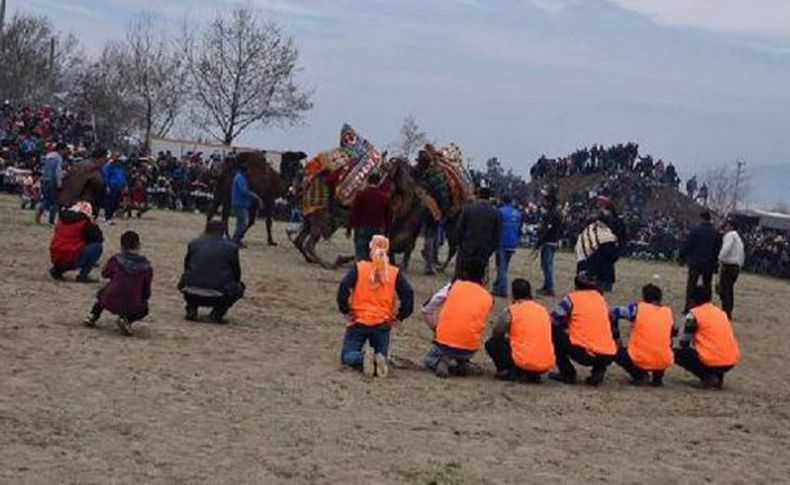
[57,161,106,215]
[207,151,286,246]
[291,158,464,272]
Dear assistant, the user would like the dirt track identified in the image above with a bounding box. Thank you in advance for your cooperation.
[1,194,789,484]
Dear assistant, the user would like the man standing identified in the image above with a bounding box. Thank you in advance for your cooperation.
[178,221,245,323]
[347,172,391,261]
[231,164,260,247]
[680,211,721,313]
[101,156,127,224]
[536,192,562,296]
[718,219,745,319]
[493,195,523,297]
[37,142,69,225]
[455,187,502,278]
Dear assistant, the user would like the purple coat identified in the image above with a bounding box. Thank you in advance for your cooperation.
[98,252,153,317]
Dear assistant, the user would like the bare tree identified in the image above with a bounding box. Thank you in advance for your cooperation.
[393,115,428,160]
[120,14,190,151]
[701,161,750,216]
[187,4,312,145]
[0,13,81,105]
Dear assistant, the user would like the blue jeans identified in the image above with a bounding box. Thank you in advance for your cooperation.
[41,179,58,224]
[424,343,475,370]
[69,243,103,277]
[540,244,556,292]
[341,324,391,369]
[232,207,249,244]
[493,248,515,296]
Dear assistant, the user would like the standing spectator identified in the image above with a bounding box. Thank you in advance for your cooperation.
[49,201,104,282]
[697,184,709,206]
[492,195,523,297]
[101,156,127,224]
[230,164,260,247]
[455,187,502,278]
[178,221,246,323]
[346,172,391,261]
[680,211,722,313]
[575,210,621,293]
[718,219,745,319]
[37,142,69,225]
[536,193,562,296]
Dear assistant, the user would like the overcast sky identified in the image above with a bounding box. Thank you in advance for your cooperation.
[16,0,790,204]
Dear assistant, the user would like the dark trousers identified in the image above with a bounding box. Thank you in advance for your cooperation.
[718,264,740,319]
[553,326,614,378]
[615,347,665,382]
[674,348,733,382]
[685,267,713,313]
[353,227,383,261]
[485,335,543,381]
[183,292,241,319]
[104,187,122,221]
[91,302,149,323]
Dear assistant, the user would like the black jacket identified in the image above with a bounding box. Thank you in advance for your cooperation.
[456,201,502,260]
[178,235,243,296]
[681,222,722,272]
[536,208,563,247]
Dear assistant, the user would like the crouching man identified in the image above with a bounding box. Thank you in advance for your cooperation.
[674,286,740,389]
[485,278,555,383]
[337,235,414,378]
[178,221,245,324]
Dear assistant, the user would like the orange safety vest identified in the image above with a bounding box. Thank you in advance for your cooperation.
[435,281,493,351]
[627,302,674,371]
[690,303,741,367]
[567,290,616,356]
[509,300,555,373]
[349,261,399,326]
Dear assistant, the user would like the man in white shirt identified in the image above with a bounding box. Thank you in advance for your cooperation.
[718,219,745,319]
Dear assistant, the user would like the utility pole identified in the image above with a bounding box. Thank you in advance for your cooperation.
[733,158,746,212]
[0,0,7,34]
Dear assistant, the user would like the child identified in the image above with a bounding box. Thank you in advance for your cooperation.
[84,231,153,336]
[610,284,675,386]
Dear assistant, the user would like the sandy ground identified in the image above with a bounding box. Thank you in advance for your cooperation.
[1,194,789,484]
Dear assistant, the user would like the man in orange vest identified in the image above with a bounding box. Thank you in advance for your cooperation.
[485,278,555,383]
[337,236,414,378]
[424,259,494,378]
[674,286,740,389]
[610,284,676,387]
[549,271,617,386]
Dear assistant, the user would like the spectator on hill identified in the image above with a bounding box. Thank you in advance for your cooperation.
[536,192,562,296]
[718,219,745,320]
[680,211,722,313]
[455,187,502,278]
[346,172,391,261]
[49,201,104,283]
[178,221,245,323]
[493,195,523,297]
[84,231,152,336]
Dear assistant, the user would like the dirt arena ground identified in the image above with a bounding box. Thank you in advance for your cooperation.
[1,194,789,484]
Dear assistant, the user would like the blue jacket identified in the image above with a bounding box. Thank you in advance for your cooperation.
[102,163,127,190]
[498,204,523,250]
[232,172,251,209]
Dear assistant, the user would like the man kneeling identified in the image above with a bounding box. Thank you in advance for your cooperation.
[337,235,414,378]
[550,271,617,386]
[178,221,245,323]
[675,286,740,389]
[424,259,494,378]
[485,279,555,383]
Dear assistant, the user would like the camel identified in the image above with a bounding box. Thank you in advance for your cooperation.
[58,161,106,215]
[291,157,464,272]
[207,151,287,246]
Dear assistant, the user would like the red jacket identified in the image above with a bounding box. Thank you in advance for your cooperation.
[49,212,101,268]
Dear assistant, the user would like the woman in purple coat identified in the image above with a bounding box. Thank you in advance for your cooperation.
[84,231,153,336]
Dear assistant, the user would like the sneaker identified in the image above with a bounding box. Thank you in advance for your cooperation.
[435,356,450,378]
[537,288,556,297]
[83,313,98,327]
[116,317,133,336]
[49,267,64,281]
[363,351,376,377]
[76,275,97,284]
[374,353,389,378]
[548,372,577,385]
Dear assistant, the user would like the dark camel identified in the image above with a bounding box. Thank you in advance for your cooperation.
[58,161,106,216]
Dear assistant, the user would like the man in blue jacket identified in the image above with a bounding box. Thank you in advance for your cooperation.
[493,195,523,297]
[231,165,261,247]
[101,157,127,224]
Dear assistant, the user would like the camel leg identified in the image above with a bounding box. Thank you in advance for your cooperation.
[292,224,313,263]
[265,212,277,246]
[402,247,413,273]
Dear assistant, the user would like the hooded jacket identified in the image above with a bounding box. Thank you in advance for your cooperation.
[97,252,153,316]
[50,210,103,268]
